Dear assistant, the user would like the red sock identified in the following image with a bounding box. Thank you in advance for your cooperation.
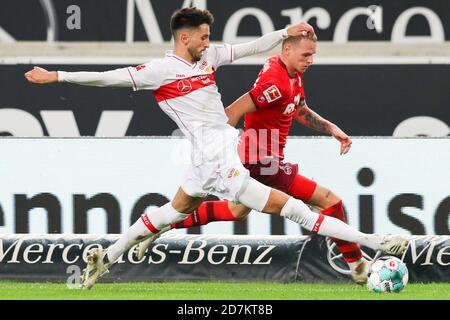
[171,201,237,229]
[322,201,363,263]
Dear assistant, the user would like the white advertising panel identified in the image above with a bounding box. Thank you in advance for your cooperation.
[0,138,448,235]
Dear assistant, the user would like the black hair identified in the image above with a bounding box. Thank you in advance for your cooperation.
[170,7,214,35]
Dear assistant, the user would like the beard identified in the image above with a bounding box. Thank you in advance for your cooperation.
[188,47,203,62]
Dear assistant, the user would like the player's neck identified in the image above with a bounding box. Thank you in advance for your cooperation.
[280,55,296,77]
[173,45,195,64]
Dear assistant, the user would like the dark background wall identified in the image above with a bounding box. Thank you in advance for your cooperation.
[1,64,449,136]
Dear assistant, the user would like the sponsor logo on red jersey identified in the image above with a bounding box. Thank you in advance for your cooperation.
[282,103,296,115]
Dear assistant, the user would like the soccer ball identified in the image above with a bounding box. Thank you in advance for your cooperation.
[367,256,409,293]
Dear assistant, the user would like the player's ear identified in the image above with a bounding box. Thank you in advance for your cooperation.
[283,43,292,55]
[179,31,190,45]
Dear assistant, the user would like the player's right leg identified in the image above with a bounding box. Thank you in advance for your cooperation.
[237,177,408,255]
[81,186,202,289]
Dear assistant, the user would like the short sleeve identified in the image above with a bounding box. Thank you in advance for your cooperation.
[205,44,233,69]
[126,59,165,91]
[248,72,288,110]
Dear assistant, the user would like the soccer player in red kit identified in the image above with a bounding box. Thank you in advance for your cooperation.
[136,31,370,284]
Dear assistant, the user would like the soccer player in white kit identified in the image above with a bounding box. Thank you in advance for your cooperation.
[25,7,408,289]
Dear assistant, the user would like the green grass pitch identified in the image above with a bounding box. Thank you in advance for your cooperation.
[0,282,449,300]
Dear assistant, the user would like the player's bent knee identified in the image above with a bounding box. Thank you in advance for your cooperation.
[314,186,342,209]
[329,192,341,206]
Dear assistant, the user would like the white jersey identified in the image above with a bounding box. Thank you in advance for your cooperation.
[57,28,288,199]
[127,45,238,165]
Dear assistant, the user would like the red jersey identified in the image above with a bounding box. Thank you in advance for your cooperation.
[239,55,305,163]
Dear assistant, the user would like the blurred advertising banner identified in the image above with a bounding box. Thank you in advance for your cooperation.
[0,138,448,235]
[1,0,449,43]
[0,234,448,283]
[0,234,309,283]
[1,64,449,137]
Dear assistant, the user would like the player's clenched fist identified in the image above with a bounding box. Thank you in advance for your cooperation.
[286,22,315,37]
[24,66,58,84]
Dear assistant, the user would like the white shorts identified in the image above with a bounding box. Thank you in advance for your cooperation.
[181,142,250,201]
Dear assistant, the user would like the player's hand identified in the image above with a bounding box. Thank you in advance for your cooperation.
[24,66,58,84]
[287,22,315,37]
[330,125,352,155]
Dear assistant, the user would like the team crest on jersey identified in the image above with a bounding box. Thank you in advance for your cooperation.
[280,164,293,175]
[227,168,240,179]
[199,60,213,74]
[263,85,282,103]
[204,65,213,73]
[135,64,146,71]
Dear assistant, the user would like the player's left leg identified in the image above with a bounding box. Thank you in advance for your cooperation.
[81,186,203,289]
[237,176,408,256]
[288,174,368,284]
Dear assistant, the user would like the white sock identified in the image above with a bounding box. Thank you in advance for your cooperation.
[147,202,190,230]
[107,203,189,263]
[106,216,151,263]
[280,197,382,250]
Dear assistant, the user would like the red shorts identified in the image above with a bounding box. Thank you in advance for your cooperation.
[243,160,317,201]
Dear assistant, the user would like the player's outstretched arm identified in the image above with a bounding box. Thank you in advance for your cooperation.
[225,93,257,127]
[295,102,352,155]
[25,66,133,88]
[231,22,315,61]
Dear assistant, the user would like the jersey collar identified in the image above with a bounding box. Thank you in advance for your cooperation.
[166,51,197,69]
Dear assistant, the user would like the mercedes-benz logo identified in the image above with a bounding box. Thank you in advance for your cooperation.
[326,238,380,275]
[177,79,192,93]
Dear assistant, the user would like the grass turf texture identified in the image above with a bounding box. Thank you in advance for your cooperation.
[0,282,449,300]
